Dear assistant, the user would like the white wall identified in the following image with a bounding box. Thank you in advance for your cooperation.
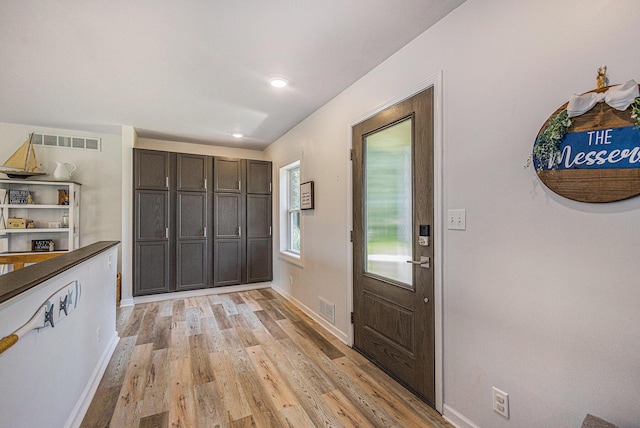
[264,1,640,427]
[136,137,266,160]
[0,123,123,248]
[0,246,119,428]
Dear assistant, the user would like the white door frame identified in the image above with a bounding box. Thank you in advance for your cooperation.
[345,71,444,412]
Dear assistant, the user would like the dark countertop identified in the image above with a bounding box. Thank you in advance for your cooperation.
[0,241,120,304]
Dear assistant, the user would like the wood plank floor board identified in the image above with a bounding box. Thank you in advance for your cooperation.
[168,321,190,361]
[276,337,337,396]
[81,290,452,428]
[135,303,159,345]
[193,381,224,427]
[120,305,146,338]
[152,315,172,351]
[256,298,287,321]
[211,303,233,330]
[172,299,186,322]
[101,335,138,388]
[156,300,173,317]
[238,291,262,311]
[322,389,372,428]
[235,301,264,330]
[253,309,288,340]
[236,368,287,427]
[252,330,340,427]
[168,357,197,427]
[245,344,299,410]
[188,334,216,385]
[140,349,170,419]
[116,305,134,332]
[138,411,168,428]
[185,307,203,336]
[81,384,121,428]
[209,351,252,423]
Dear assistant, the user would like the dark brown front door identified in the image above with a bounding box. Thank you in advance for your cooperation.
[352,88,435,405]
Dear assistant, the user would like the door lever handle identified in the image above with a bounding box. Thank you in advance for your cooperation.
[407,256,430,268]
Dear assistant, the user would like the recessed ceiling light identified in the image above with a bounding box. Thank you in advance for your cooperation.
[270,78,289,88]
[232,133,244,138]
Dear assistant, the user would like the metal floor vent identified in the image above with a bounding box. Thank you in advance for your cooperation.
[318,297,335,325]
[31,133,101,151]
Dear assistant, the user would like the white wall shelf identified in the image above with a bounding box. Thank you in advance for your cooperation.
[0,179,81,255]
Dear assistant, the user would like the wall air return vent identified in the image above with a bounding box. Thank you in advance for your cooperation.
[318,296,336,325]
[31,133,101,152]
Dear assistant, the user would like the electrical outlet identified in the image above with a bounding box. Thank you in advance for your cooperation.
[492,387,509,419]
[96,327,101,347]
[447,209,466,230]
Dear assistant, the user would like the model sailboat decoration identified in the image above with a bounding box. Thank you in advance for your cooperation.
[0,133,46,178]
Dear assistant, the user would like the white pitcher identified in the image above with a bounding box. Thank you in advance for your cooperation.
[53,162,76,181]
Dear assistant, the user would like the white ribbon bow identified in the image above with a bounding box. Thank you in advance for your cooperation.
[567,79,639,118]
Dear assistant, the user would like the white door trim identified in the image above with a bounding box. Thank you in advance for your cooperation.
[345,71,444,412]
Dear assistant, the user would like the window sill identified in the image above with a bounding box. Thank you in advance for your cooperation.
[279,251,303,268]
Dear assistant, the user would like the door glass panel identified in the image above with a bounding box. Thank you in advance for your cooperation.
[364,118,412,285]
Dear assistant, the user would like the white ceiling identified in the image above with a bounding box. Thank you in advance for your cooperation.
[0,1,464,150]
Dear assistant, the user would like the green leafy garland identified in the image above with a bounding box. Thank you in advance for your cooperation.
[631,98,640,128]
[528,110,572,170]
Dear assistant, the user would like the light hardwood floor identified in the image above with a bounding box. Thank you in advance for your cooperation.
[81,289,452,427]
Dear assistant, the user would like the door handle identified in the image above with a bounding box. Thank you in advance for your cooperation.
[407,256,430,268]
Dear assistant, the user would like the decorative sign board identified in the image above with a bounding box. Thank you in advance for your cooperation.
[300,181,314,210]
[32,239,54,252]
[533,83,640,202]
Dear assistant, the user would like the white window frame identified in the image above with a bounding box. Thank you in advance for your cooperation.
[279,158,303,266]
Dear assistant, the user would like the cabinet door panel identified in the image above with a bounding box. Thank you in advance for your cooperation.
[246,160,272,194]
[214,193,242,238]
[247,194,271,237]
[214,240,242,286]
[135,241,170,295]
[135,149,169,190]
[247,238,272,283]
[177,240,207,290]
[136,191,169,240]
[177,192,207,239]
[213,157,242,192]
[177,154,207,191]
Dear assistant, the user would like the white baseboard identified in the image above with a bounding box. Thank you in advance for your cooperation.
[443,404,479,428]
[271,285,349,344]
[131,282,272,305]
[66,331,119,428]
[119,297,134,307]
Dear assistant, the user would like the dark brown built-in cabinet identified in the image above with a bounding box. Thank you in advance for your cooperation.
[133,149,272,296]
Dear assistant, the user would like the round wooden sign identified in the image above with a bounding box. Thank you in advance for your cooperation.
[533,84,640,203]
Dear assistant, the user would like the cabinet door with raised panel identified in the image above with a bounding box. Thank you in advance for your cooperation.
[177,153,208,191]
[247,238,272,283]
[135,191,169,240]
[134,149,170,190]
[135,241,170,295]
[177,192,207,239]
[247,194,271,237]
[246,160,272,194]
[176,192,208,290]
[214,193,242,238]
[177,240,208,290]
[246,193,272,283]
[213,157,243,192]
[214,240,242,286]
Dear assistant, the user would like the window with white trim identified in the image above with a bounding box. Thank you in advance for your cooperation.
[279,159,301,260]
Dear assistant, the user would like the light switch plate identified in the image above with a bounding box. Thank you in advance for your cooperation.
[447,209,466,230]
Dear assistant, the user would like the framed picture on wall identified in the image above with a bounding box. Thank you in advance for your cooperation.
[300,181,314,210]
